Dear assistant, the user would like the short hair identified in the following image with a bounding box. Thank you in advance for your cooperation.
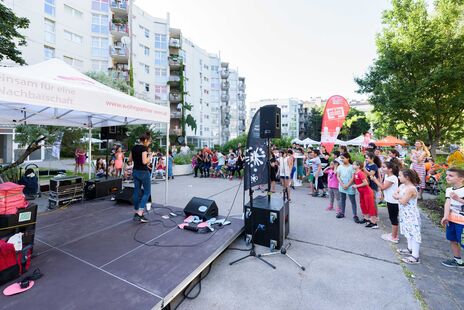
[447,167,464,178]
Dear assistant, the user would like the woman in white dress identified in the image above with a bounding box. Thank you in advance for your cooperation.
[279,150,292,202]
[393,168,422,264]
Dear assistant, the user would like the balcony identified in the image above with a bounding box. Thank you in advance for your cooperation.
[238,93,246,101]
[170,111,182,119]
[109,70,129,81]
[169,56,183,69]
[167,75,181,86]
[221,94,229,102]
[221,70,229,79]
[238,124,246,131]
[238,83,246,91]
[110,0,128,17]
[169,38,181,48]
[169,128,182,136]
[222,105,230,114]
[110,22,128,40]
[169,92,182,103]
[110,45,129,62]
[221,81,230,90]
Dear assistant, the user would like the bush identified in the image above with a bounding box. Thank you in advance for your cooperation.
[173,154,192,165]
[222,134,247,153]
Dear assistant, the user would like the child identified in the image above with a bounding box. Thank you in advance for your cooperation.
[154,157,166,178]
[108,159,116,177]
[124,160,134,180]
[336,152,359,222]
[226,153,237,180]
[393,169,421,264]
[270,158,279,193]
[167,151,174,180]
[95,158,106,178]
[114,146,124,177]
[324,160,341,211]
[352,161,377,228]
[364,152,381,207]
[211,151,218,177]
[310,149,324,197]
[441,167,464,268]
[372,161,400,243]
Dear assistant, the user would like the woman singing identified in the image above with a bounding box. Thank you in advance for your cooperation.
[128,132,153,223]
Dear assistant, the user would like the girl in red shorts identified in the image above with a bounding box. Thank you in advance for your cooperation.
[352,161,378,229]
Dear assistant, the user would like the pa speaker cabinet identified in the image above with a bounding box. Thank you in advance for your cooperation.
[85,178,122,200]
[184,197,219,221]
[259,105,281,139]
[244,195,289,249]
[115,186,152,205]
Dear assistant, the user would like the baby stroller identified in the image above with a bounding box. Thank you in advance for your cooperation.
[18,164,41,200]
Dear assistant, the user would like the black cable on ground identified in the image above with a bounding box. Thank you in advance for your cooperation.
[173,263,213,310]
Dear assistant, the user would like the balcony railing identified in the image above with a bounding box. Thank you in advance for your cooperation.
[169,56,183,68]
[169,38,181,48]
[111,0,127,10]
[169,128,182,136]
[167,76,181,85]
[110,45,129,57]
[238,93,246,101]
[169,92,182,103]
[109,70,129,81]
[110,23,128,34]
[221,70,229,79]
[221,81,230,90]
[170,111,182,119]
[221,94,229,102]
[222,106,230,114]
[238,83,246,91]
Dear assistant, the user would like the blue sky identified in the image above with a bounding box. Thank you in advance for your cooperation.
[137,0,432,102]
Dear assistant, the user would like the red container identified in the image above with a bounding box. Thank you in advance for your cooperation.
[0,183,27,215]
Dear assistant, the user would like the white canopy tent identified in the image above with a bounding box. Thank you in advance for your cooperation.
[0,59,171,204]
[343,135,376,146]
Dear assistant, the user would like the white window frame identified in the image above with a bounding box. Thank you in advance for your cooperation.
[154,51,167,66]
[44,0,55,16]
[44,19,55,44]
[92,14,109,34]
[64,4,83,18]
[91,36,108,58]
[64,30,83,44]
[44,46,55,59]
[154,34,167,49]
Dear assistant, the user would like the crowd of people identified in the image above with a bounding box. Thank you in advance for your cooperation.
[190,144,245,179]
[265,141,464,267]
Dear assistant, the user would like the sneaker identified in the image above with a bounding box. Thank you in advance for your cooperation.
[358,218,368,224]
[322,192,328,197]
[370,223,379,229]
[397,248,412,255]
[336,213,345,219]
[317,193,325,197]
[364,220,372,227]
[311,193,319,197]
[365,222,377,228]
[353,216,360,223]
[138,214,149,223]
[442,258,464,268]
[133,213,140,221]
[381,233,399,244]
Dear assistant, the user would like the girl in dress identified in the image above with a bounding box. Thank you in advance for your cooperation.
[114,146,124,177]
[352,161,377,228]
[279,150,292,202]
[411,140,430,200]
[393,169,422,264]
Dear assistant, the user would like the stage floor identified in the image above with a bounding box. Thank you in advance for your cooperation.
[0,199,244,309]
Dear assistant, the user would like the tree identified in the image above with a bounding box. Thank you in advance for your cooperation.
[355,0,464,156]
[305,107,323,141]
[338,108,370,140]
[0,1,29,65]
[85,71,132,94]
[126,125,161,152]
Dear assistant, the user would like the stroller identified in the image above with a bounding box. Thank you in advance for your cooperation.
[18,164,41,200]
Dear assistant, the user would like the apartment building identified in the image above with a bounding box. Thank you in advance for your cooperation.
[247,98,301,140]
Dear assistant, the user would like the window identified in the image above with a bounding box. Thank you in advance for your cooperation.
[144,83,150,92]
[63,56,83,68]
[91,37,108,57]
[92,0,109,12]
[64,30,83,44]
[154,34,167,49]
[91,14,109,34]
[154,51,167,66]
[155,85,167,100]
[44,46,55,59]
[144,28,149,38]
[155,68,167,77]
[44,19,55,44]
[144,46,149,56]
[44,0,55,16]
[91,60,107,71]
[64,4,83,18]
[145,65,150,74]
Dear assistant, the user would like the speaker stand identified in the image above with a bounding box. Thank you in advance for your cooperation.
[257,188,305,271]
[229,228,276,269]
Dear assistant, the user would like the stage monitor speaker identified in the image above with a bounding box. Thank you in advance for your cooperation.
[259,105,281,139]
[184,197,219,221]
[115,186,152,205]
[85,178,122,200]
[101,126,127,140]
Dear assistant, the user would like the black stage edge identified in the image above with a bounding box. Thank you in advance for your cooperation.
[0,199,244,310]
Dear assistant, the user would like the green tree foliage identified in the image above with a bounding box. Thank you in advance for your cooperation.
[272,137,293,149]
[305,107,323,141]
[126,125,161,152]
[222,134,247,153]
[355,0,464,155]
[14,124,60,147]
[85,71,132,94]
[0,1,29,65]
[338,108,370,140]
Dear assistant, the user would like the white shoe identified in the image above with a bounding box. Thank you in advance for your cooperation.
[381,233,399,244]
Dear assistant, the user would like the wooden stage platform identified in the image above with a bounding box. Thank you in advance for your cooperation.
[0,199,244,309]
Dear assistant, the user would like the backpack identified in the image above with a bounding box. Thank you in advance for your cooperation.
[0,240,32,285]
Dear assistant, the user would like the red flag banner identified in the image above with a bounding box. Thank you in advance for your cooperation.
[320,95,350,153]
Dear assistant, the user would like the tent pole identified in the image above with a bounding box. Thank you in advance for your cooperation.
[165,123,170,206]
[88,126,92,180]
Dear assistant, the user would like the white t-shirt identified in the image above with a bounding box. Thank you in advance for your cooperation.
[383,174,398,204]
[446,186,464,217]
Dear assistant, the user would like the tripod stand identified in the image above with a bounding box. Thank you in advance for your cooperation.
[257,182,306,271]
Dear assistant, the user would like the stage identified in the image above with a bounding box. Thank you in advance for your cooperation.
[0,199,244,309]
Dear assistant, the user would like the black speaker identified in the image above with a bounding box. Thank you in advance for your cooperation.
[115,186,152,204]
[184,197,219,221]
[244,196,289,249]
[101,126,127,140]
[85,178,122,200]
[259,105,281,139]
